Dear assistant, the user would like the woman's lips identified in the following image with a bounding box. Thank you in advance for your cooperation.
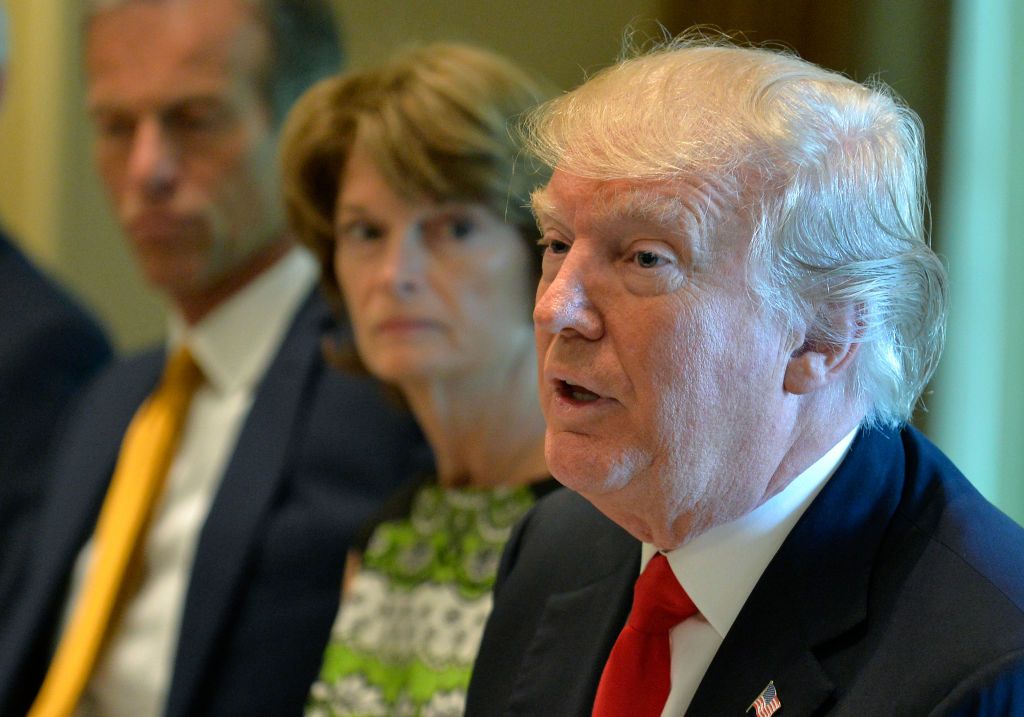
[374,318,444,334]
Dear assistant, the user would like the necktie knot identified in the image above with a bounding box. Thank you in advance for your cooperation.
[163,347,203,393]
[592,552,697,717]
[628,553,696,634]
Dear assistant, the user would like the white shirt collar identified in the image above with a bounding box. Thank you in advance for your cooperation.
[167,246,318,393]
[642,427,858,638]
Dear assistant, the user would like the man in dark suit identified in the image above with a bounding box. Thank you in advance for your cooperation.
[0,1,422,715]
[0,3,112,608]
[0,233,112,603]
[466,38,1024,716]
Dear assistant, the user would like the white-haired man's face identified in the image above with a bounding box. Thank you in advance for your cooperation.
[532,169,811,549]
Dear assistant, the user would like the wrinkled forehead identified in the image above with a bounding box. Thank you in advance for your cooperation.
[85,0,270,99]
[531,170,745,253]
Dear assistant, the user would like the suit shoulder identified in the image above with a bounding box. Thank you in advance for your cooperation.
[524,488,628,542]
[896,427,1024,613]
[0,244,110,366]
[933,648,1024,715]
[54,349,163,444]
[506,488,637,583]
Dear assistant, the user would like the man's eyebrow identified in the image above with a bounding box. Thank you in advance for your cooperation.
[530,186,693,225]
[606,185,729,261]
[530,182,724,256]
[603,189,687,225]
[87,93,227,115]
[529,187,561,224]
[595,188,714,247]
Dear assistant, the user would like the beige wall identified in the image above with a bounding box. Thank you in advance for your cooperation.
[0,0,664,351]
[338,0,663,89]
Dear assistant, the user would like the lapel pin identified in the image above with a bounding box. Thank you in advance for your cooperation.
[747,680,781,716]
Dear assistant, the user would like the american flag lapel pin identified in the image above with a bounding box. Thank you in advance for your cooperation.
[746,680,782,717]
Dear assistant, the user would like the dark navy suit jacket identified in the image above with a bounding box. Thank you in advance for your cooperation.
[466,427,1024,716]
[0,288,424,717]
[0,233,111,607]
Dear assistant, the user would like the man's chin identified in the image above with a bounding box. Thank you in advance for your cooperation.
[546,439,641,497]
[138,264,207,297]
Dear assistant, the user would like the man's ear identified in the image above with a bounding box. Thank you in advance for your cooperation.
[784,303,860,395]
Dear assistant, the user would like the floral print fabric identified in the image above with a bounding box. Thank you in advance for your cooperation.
[306,482,543,717]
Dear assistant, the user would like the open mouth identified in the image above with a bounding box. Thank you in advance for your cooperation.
[556,379,601,403]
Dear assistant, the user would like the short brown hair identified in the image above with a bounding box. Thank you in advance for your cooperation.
[281,42,550,310]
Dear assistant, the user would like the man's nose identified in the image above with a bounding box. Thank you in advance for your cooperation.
[126,117,178,199]
[533,249,603,340]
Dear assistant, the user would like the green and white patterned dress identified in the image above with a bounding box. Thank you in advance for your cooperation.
[306,476,555,717]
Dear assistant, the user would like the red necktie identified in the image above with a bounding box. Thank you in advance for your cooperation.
[592,553,697,717]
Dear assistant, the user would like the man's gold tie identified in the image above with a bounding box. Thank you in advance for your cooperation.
[28,348,203,717]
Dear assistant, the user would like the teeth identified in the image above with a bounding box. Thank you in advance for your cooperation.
[562,381,600,402]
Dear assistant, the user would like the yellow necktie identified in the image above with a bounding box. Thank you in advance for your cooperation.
[28,348,203,717]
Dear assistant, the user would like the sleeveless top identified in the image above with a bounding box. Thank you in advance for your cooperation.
[306,475,557,717]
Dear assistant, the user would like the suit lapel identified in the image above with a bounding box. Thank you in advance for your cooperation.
[29,354,159,619]
[36,353,162,593]
[0,353,160,713]
[164,291,325,717]
[686,428,904,716]
[506,543,639,717]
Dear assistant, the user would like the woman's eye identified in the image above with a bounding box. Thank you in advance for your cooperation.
[337,222,382,242]
[448,217,475,240]
[634,250,667,268]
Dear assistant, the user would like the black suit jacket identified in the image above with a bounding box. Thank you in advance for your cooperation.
[0,288,424,717]
[0,233,111,606]
[466,427,1024,716]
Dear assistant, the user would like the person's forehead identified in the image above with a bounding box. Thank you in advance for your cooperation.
[533,170,732,236]
[85,0,268,108]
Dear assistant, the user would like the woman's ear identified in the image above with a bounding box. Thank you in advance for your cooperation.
[784,302,861,395]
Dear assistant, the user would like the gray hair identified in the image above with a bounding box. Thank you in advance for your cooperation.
[82,0,343,126]
[523,34,948,427]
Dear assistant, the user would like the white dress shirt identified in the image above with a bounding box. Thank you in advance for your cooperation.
[67,247,318,717]
[646,428,858,717]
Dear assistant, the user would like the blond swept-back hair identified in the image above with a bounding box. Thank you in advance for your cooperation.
[523,33,947,428]
[281,42,550,309]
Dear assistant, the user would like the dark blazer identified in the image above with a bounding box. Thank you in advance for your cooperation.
[0,233,111,606]
[467,426,1024,716]
[0,288,424,717]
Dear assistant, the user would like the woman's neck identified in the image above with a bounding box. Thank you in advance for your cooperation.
[399,341,548,489]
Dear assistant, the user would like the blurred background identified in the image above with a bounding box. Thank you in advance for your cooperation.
[0,0,1020,522]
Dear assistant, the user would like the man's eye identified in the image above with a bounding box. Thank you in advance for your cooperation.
[96,116,135,140]
[166,103,232,136]
[541,238,570,255]
[634,250,666,268]
[171,113,216,133]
